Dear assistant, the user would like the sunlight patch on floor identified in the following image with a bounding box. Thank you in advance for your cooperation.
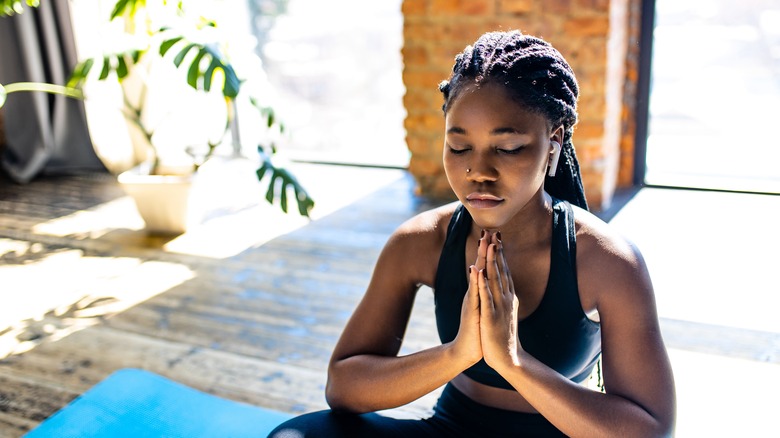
[669,348,780,437]
[608,188,780,334]
[0,238,193,358]
[28,161,407,259]
[31,197,146,238]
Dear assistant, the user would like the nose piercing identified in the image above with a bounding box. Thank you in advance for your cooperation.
[466,168,471,173]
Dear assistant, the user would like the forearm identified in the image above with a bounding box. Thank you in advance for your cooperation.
[499,353,673,438]
[326,342,469,413]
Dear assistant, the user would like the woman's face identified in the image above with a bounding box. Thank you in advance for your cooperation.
[443,82,557,230]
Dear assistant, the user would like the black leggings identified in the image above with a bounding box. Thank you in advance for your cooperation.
[268,383,567,437]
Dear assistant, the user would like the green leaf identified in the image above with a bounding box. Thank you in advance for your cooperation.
[265,173,276,204]
[202,44,240,98]
[68,51,142,86]
[68,58,94,88]
[109,0,144,21]
[110,0,129,20]
[203,59,217,92]
[0,83,6,108]
[159,36,183,57]
[116,55,129,79]
[255,151,314,217]
[295,186,315,217]
[280,180,289,213]
[0,0,38,16]
[166,40,240,98]
[187,48,207,90]
[221,63,240,98]
[255,160,270,182]
[172,43,197,68]
[99,56,111,80]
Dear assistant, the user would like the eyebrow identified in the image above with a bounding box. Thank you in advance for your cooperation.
[446,126,525,136]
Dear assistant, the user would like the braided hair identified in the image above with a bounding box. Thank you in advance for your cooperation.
[439,31,588,211]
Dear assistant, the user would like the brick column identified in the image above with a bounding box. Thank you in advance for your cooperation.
[402,0,642,211]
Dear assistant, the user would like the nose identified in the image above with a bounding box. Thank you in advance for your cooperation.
[467,152,498,183]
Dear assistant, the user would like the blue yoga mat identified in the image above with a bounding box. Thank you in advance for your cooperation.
[24,368,293,438]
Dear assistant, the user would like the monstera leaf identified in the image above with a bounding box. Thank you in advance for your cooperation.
[159,35,240,99]
[67,50,144,88]
[109,0,153,20]
[256,149,315,217]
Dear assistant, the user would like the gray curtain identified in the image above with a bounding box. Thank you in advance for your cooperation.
[0,0,104,183]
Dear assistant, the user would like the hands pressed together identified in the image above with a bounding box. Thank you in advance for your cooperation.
[454,230,522,373]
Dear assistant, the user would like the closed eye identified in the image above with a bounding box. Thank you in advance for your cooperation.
[498,146,525,155]
[446,143,470,155]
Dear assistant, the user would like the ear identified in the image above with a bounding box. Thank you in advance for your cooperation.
[548,125,565,177]
[548,140,562,177]
[550,125,565,147]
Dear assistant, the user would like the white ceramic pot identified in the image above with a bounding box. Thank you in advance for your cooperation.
[117,164,201,234]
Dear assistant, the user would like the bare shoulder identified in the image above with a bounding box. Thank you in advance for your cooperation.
[379,201,460,287]
[394,201,459,241]
[570,204,654,310]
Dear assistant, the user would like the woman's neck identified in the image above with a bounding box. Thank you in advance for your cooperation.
[469,189,553,248]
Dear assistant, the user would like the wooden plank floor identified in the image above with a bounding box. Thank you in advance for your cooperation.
[0,165,444,437]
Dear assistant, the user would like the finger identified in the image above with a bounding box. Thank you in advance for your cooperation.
[500,240,515,295]
[474,230,488,271]
[486,242,503,297]
[494,238,512,297]
[478,268,494,313]
[491,231,501,246]
[467,265,480,308]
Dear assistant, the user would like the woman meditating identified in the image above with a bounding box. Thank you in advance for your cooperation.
[270,30,676,437]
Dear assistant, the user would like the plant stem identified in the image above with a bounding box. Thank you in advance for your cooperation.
[4,82,84,100]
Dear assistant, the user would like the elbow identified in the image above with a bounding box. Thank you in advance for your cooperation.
[604,421,673,438]
[654,417,675,438]
[324,379,348,412]
[648,399,676,438]
[634,411,676,438]
[629,413,676,438]
[325,367,368,414]
[325,380,369,414]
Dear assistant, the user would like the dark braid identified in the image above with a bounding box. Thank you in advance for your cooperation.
[439,31,588,211]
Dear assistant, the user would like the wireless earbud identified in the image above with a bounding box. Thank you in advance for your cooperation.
[548,141,562,177]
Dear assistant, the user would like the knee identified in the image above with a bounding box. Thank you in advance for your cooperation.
[267,409,382,438]
[267,410,336,438]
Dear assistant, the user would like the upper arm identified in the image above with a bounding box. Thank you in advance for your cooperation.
[578,223,676,431]
[329,208,448,365]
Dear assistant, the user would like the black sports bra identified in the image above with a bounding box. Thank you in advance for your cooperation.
[433,198,601,389]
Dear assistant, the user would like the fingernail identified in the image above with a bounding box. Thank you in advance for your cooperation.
[496,231,502,242]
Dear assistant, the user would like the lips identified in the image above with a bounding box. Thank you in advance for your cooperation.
[466,193,504,208]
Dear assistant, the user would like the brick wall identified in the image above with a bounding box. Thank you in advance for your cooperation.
[401,0,643,211]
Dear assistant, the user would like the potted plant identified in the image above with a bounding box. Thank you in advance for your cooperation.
[1,0,314,234]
